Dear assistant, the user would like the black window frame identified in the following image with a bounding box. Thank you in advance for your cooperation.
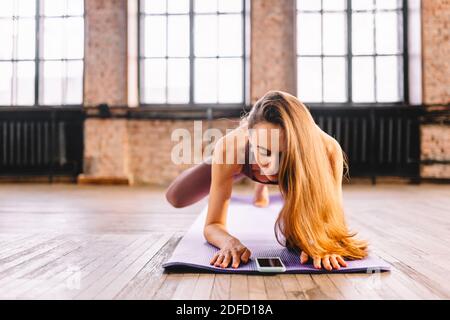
[295,0,410,107]
[0,0,85,108]
[138,0,250,110]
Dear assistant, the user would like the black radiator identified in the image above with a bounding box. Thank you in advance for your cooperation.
[0,104,433,183]
[310,106,423,183]
[0,108,84,181]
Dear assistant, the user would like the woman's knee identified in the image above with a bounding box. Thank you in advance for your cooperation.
[165,162,212,208]
[165,184,187,208]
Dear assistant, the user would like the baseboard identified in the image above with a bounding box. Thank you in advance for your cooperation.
[0,175,75,183]
[344,176,413,185]
[418,177,450,184]
[77,174,130,185]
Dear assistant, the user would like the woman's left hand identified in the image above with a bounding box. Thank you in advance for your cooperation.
[300,251,348,270]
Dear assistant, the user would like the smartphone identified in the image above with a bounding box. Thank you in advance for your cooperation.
[256,257,286,273]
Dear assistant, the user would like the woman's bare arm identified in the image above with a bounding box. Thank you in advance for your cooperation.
[327,138,344,200]
[203,136,252,268]
[203,137,239,247]
[317,124,344,198]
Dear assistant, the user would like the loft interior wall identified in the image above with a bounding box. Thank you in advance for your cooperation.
[80,0,450,184]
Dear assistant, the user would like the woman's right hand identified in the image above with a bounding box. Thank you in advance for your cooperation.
[210,238,252,269]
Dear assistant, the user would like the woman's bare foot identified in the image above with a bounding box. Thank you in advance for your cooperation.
[253,184,270,207]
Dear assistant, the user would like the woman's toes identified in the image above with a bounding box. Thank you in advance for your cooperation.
[253,196,270,207]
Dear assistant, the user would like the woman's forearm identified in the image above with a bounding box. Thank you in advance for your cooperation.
[203,223,239,249]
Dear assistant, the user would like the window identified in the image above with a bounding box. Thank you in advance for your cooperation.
[139,0,246,106]
[296,0,406,104]
[40,0,84,105]
[0,0,84,106]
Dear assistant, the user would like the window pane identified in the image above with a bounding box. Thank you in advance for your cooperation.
[323,57,346,102]
[352,0,374,11]
[352,57,375,102]
[376,0,401,10]
[297,13,321,55]
[218,0,242,13]
[0,62,12,105]
[323,12,346,55]
[218,14,242,56]
[17,18,36,59]
[168,15,189,57]
[143,0,166,14]
[0,0,14,17]
[41,60,63,105]
[18,0,36,17]
[297,57,322,102]
[43,0,66,16]
[144,16,166,57]
[376,11,402,54]
[167,58,189,103]
[142,59,166,103]
[218,58,242,103]
[376,56,401,102]
[0,20,13,59]
[323,0,346,11]
[16,61,35,105]
[352,12,374,55]
[195,58,217,103]
[297,0,321,11]
[168,0,189,14]
[194,0,217,13]
[66,17,84,59]
[66,60,83,104]
[43,18,64,59]
[67,0,84,16]
[195,15,218,57]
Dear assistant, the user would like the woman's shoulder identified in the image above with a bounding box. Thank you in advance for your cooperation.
[316,126,344,180]
[315,124,341,156]
[212,125,248,172]
[218,123,249,151]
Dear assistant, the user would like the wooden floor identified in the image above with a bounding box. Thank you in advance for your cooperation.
[0,182,448,300]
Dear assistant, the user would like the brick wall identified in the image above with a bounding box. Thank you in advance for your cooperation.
[420,0,450,179]
[81,0,296,185]
[82,0,450,184]
[82,0,130,181]
[251,0,296,103]
[126,118,241,185]
[84,0,128,106]
[83,117,243,185]
[83,119,130,179]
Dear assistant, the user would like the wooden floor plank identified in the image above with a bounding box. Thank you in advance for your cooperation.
[153,273,184,300]
[0,235,96,298]
[192,274,215,300]
[230,275,249,299]
[18,234,109,299]
[279,274,306,300]
[172,273,200,300]
[211,274,231,300]
[115,234,183,299]
[0,183,448,299]
[247,275,267,300]
[264,276,287,300]
[74,234,159,300]
[95,233,172,299]
[41,234,141,299]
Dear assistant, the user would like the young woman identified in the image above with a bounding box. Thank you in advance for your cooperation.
[165,90,368,270]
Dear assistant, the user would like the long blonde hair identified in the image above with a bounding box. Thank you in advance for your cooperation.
[243,90,368,260]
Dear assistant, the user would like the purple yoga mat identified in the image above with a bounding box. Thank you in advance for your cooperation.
[163,193,390,274]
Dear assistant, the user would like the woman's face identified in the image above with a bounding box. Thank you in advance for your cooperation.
[249,122,286,180]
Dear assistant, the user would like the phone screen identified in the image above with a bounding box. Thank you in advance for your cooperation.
[257,258,283,268]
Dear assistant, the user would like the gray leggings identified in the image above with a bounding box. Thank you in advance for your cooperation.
[165,159,246,208]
